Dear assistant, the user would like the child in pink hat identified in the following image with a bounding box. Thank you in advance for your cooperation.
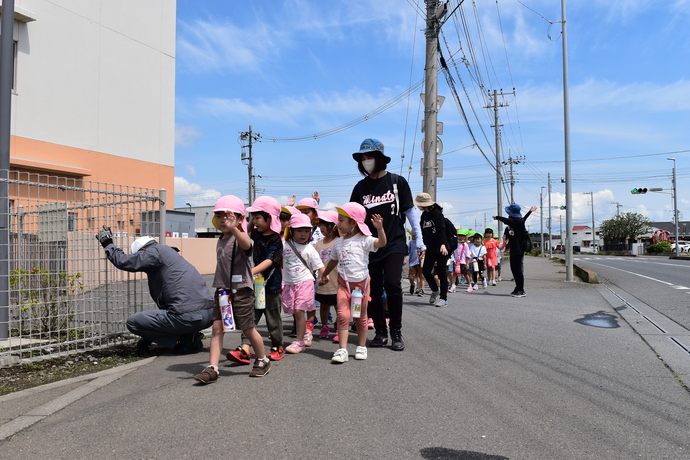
[195,195,270,383]
[314,210,340,340]
[225,196,285,363]
[319,203,387,363]
[283,213,325,354]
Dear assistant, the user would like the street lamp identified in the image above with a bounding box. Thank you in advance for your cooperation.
[185,202,192,213]
[667,158,679,257]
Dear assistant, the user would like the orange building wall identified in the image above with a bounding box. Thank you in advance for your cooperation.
[9,136,175,203]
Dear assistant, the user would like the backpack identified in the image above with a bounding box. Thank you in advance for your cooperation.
[443,217,458,253]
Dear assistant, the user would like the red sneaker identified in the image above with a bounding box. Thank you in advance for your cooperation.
[268,346,285,361]
[226,346,251,364]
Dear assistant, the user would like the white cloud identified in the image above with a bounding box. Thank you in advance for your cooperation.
[185,165,197,178]
[174,176,222,206]
[175,124,202,147]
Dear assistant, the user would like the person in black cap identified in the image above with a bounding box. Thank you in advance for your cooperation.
[493,205,536,297]
[350,138,425,351]
[96,227,214,353]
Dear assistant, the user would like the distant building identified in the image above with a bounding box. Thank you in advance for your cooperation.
[571,225,602,252]
[648,221,690,241]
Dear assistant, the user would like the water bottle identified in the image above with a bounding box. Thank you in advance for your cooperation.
[254,275,266,309]
[454,262,461,274]
[472,259,479,273]
[219,289,235,332]
[351,288,363,318]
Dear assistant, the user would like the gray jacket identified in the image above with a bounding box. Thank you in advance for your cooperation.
[105,242,214,315]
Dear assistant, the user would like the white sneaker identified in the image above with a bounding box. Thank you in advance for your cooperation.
[497,276,502,282]
[331,348,349,363]
[491,280,497,286]
[482,279,487,288]
[435,298,448,307]
[466,285,473,293]
[429,291,439,304]
[472,284,478,291]
[355,346,368,360]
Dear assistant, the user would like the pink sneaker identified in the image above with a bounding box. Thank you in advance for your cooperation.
[303,330,313,347]
[466,285,473,293]
[285,341,305,354]
[332,332,339,343]
[319,325,330,339]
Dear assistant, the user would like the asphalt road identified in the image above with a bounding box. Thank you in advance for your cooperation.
[572,254,690,330]
[1,257,689,459]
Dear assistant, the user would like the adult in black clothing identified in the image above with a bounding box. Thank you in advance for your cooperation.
[493,204,537,297]
[350,138,425,351]
[413,192,450,307]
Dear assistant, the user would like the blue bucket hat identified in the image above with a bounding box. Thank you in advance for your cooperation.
[352,138,391,164]
[505,204,522,218]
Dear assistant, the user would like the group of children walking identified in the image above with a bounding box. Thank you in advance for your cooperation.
[194,194,386,384]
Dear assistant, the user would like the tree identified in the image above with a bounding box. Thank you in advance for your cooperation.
[600,212,652,249]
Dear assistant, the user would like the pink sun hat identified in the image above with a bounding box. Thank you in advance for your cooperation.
[295,197,319,210]
[335,202,371,236]
[281,205,300,216]
[213,195,247,232]
[247,196,282,234]
[289,213,313,229]
[317,210,339,225]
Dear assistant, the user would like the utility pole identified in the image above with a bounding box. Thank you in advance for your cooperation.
[240,125,260,205]
[0,0,15,339]
[611,202,622,217]
[561,0,574,281]
[548,173,552,258]
[540,187,545,253]
[487,89,514,235]
[588,191,596,252]
[422,0,446,201]
[668,157,679,257]
[502,155,524,203]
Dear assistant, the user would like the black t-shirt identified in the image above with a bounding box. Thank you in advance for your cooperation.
[250,229,283,293]
[350,172,413,263]
[420,208,448,255]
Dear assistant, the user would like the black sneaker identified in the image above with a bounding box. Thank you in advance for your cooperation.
[370,332,388,347]
[511,290,526,298]
[409,284,415,295]
[136,338,152,352]
[173,334,203,354]
[390,330,405,351]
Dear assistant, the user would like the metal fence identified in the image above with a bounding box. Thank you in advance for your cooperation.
[0,171,163,365]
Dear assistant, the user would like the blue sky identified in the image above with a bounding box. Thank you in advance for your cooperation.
[173,0,690,233]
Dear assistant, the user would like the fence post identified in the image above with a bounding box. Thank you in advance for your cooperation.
[159,189,166,245]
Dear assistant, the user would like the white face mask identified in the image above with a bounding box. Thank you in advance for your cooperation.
[362,158,376,174]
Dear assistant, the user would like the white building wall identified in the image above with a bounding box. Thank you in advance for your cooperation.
[6,0,175,166]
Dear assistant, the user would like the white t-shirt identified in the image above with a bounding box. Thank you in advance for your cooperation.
[283,240,324,285]
[468,244,486,261]
[330,234,378,283]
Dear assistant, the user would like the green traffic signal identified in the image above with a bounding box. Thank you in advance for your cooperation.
[559,205,566,210]
[631,187,648,194]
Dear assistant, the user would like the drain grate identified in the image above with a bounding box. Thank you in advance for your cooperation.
[669,337,690,356]
[642,315,667,333]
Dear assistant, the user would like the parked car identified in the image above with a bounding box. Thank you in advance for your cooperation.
[670,241,690,252]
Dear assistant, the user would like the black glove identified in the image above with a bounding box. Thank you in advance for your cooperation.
[96,225,113,248]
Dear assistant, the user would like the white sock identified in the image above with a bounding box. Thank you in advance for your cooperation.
[209,365,218,372]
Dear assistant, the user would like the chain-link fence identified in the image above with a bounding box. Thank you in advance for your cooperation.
[0,171,163,365]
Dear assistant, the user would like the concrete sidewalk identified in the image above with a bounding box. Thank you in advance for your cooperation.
[1,256,689,459]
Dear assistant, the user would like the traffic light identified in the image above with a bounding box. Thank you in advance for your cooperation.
[631,187,648,194]
[559,205,566,210]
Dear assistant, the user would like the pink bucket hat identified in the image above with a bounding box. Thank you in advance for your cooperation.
[247,196,282,234]
[336,202,371,236]
[281,205,300,216]
[317,210,339,225]
[213,195,246,232]
[289,213,313,229]
[295,197,319,210]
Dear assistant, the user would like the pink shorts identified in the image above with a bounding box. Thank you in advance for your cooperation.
[282,280,316,314]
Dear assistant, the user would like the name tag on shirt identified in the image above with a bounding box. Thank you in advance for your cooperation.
[232,275,243,283]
